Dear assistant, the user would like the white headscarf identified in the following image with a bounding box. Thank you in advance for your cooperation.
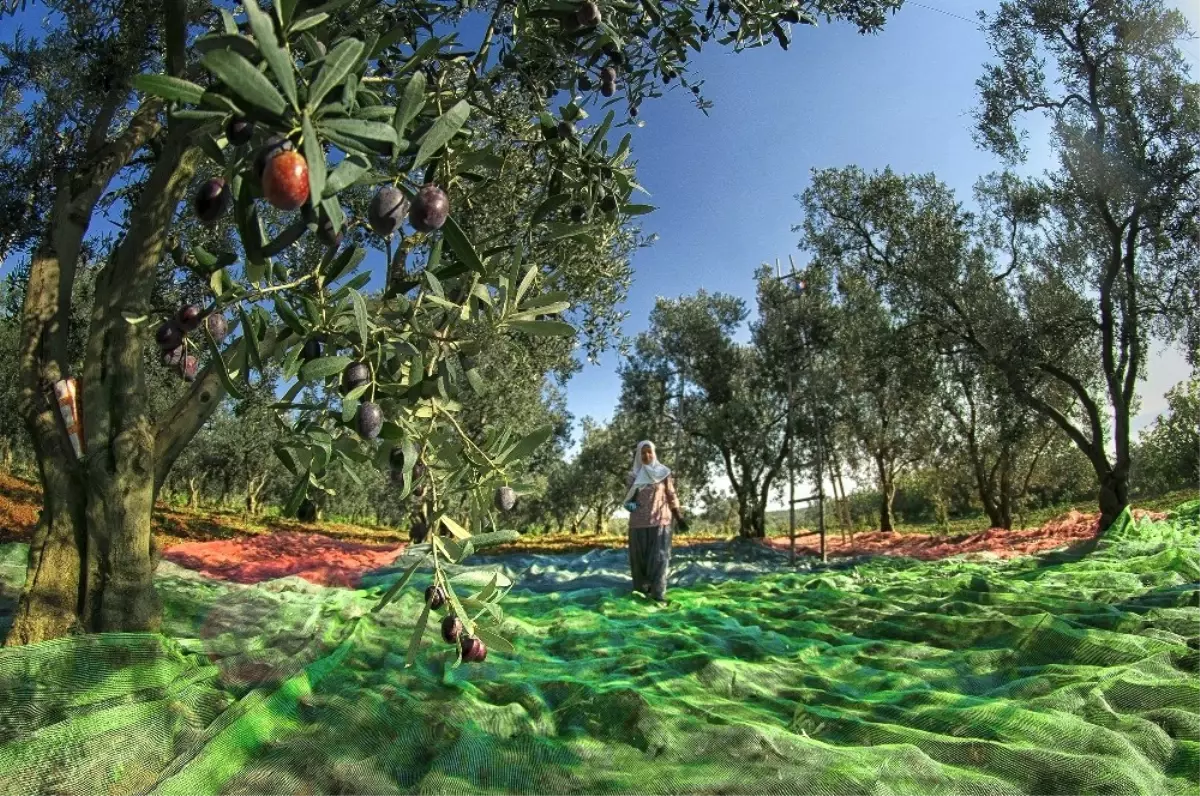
[630,440,671,488]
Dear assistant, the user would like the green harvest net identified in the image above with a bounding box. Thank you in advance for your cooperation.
[0,503,1197,795]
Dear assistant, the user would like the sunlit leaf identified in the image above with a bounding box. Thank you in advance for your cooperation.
[506,318,576,337]
[413,100,471,170]
[245,0,298,110]
[200,49,288,116]
[302,112,326,202]
[132,74,205,104]
[309,37,364,108]
[299,355,353,382]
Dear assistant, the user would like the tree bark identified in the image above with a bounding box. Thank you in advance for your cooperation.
[996,449,1014,529]
[245,473,268,516]
[1097,465,1129,534]
[876,455,896,533]
[7,95,167,647]
[77,128,200,635]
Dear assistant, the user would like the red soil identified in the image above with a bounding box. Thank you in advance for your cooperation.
[761,508,1168,561]
[161,531,407,588]
[1,471,1173,587]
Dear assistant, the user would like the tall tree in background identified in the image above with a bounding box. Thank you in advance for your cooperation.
[829,268,939,532]
[620,293,789,537]
[752,262,846,530]
[571,416,630,533]
[800,0,1199,531]
[933,346,1067,529]
[968,0,1199,527]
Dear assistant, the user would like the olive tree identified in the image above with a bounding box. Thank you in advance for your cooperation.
[621,292,790,538]
[6,0,903,653]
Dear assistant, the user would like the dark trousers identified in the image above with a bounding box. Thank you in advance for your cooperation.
[629,525,672,600]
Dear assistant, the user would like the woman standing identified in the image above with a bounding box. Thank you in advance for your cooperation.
[623,441,686,604]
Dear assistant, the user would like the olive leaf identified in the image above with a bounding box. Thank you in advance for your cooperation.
[350,288,370,345]
[441,216,485,274]
[506,319,576,337]
[244,0,298,110]
[302,112,326,202]
[499,424,553,464]
[274,0,299,27]
[299,355,354,382]
[405,601,432,668]
[202,328,245,400]
[132,74,205,104]
[413,100,471,170]
[274,297,307,336]
[473,627,515,654]
[321,118,399,144]
[309,37,365,109]
[324,244,364,285]
[393,72,427,138]
[440,515,471,540]
[324,154,369,195]
[291,13,329,33]
[372,554,428,613]
[200,50,288,116]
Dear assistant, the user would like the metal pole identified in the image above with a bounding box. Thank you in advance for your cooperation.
[787,371,796,566]
[816,416,827,563]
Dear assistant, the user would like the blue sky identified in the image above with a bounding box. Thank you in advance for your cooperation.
[561,0,1199,463]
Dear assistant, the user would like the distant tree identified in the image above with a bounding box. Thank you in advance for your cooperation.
[1130,377,1199,496]
[620,293,789,538]
[972,0,1198,528]
[570,417,630,533]
[752,261,855,544]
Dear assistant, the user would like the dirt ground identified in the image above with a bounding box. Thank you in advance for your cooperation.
[0,471,1170,586]
[760,508,1166,561]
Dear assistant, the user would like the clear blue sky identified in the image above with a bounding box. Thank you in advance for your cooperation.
[562,0,1199,460]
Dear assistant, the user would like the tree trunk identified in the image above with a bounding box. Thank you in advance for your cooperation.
[7,93,169,646]
[245,473,267,516]
[996,450,1014,530]
[734,492,767,539]
[1097,466,1129,535]
[8,94,222,646]
[4,454,88,645]
[832,462,853,535]
[876,455,896,533]
[187,476,201,508]
[970,444,1005,530]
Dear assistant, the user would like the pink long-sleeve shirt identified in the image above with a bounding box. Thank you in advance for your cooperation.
[626,474,682,529]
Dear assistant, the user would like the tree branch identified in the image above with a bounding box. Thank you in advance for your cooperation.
[164,0,189,77]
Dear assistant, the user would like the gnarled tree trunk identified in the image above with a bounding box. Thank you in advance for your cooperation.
[6,67,232,646]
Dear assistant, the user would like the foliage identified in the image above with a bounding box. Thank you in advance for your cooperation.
[4,0,905,649]
[789,0,1199,531]
[1130,376,1200,496]
[620,291,789,537]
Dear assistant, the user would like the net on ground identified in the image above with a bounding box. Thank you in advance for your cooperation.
[0,503,1196,795]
